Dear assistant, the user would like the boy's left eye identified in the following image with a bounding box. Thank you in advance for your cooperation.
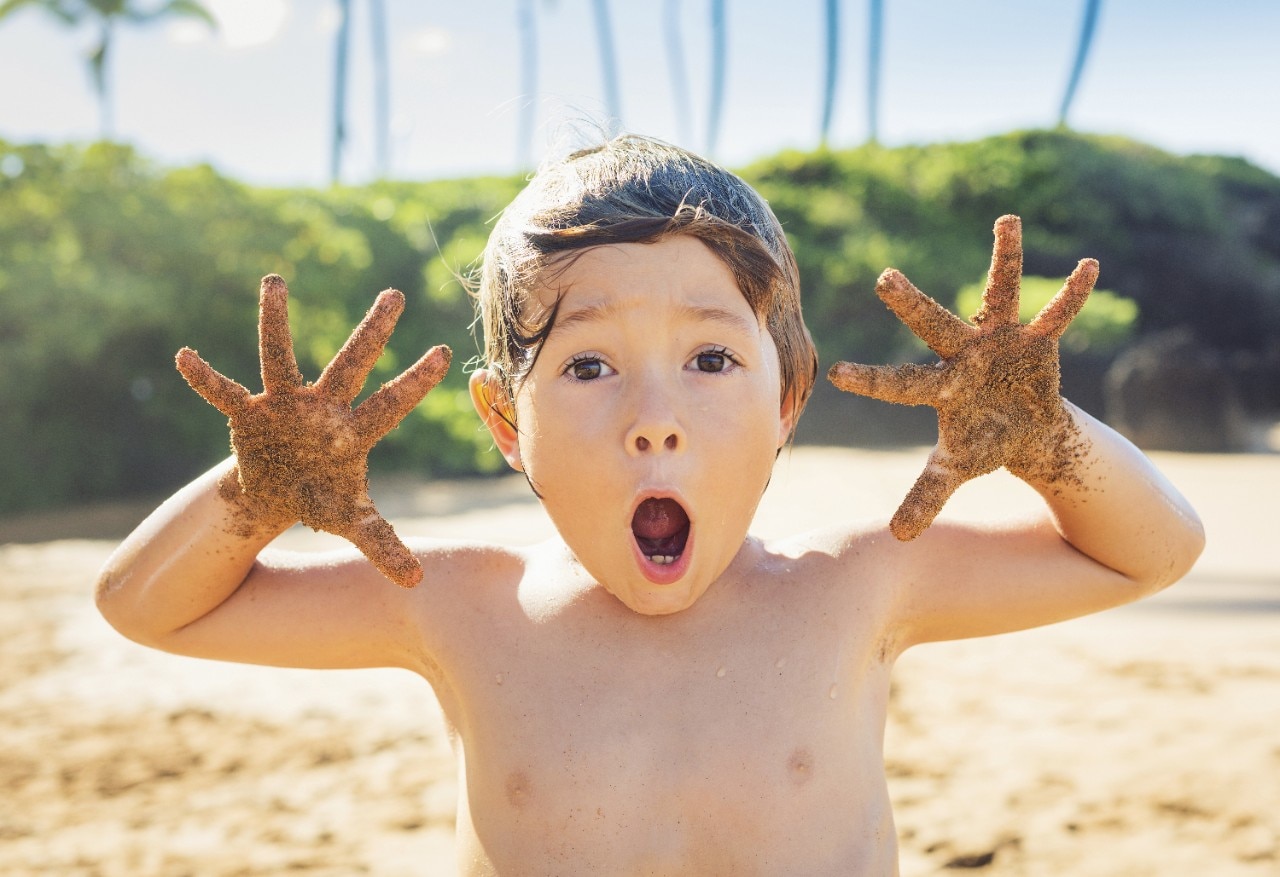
[563,354,615,381]
[690,348,737,373]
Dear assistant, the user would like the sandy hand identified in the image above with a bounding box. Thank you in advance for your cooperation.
[175,274,451,588]
[828,215,1097,541]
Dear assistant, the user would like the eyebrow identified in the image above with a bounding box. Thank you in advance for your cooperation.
[550,298,761,339]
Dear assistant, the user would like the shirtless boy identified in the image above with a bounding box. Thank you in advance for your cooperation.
[96,135,1204,875]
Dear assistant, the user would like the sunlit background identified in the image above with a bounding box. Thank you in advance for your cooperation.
[1,0,1277,186]
[0,0,1277,517]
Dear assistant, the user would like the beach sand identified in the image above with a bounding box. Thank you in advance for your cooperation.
[1,447,1276,875]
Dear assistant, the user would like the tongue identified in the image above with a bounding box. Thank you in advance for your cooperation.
[632,498,690,553]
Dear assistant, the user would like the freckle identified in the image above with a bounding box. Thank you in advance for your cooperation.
[716,666,727,678]
[505,770,532,809]
[828,683,839,699]
[787,747,814,785]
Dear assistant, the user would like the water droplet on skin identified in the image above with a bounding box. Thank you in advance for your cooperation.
[828,684,838,700]
[716,666,727,678]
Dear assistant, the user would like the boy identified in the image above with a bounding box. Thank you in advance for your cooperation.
[96,135,1204,875]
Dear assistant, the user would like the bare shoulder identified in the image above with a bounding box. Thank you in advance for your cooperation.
[760,521,906,629]
[767,518,904,579]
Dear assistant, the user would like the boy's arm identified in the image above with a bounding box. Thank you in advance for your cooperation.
[96,276,452,670]
[880,403,1202,648]
[830,216,1204,648]
[96,457,426,669]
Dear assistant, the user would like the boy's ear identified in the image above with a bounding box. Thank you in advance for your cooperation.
[777,390,798,448]
[470,369,523,472]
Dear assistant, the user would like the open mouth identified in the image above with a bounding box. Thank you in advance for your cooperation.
[631,497,691,566]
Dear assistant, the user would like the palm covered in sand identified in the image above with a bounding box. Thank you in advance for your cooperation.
[830,215,1098,541]
[176,275,451,588]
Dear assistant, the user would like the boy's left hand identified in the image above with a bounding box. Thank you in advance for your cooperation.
[828,215,1098,541]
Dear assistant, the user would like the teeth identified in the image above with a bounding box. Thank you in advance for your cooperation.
[647,554,678,565]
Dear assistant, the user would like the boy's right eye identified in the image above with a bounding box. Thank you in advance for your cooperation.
[563,355,613,381]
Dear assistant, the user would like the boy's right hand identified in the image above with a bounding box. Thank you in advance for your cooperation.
[175,275,451,588]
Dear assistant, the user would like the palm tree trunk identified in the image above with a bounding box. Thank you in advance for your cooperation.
[517,0,538,168]
[663,0,692,147]
[331,0,353,185]
[866,0,883,144]
[591,0,622,131]
[90,19,113,138]
[820,0,840,147]
[1058,0,1101,128]
[706,0,726,157]
[369,0,390,178]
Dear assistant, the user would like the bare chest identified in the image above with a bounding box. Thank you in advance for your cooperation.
[438,586,896,874]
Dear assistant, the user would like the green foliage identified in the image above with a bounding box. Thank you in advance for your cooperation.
[0,139,520,513]
[741,129,1280,362]
[953,276,1138,355]
[2,129,1278,514]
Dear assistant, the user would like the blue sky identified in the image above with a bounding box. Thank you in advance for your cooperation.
[0,0,1276,186]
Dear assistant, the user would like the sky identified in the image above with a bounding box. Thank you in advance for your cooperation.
[0,0,1276,187]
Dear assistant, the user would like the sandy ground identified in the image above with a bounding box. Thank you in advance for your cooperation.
[1,446,1277,876]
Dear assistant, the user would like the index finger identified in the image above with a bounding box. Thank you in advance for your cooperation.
[259,274,304,394]
[1025,259,1098,340]
[971,215,1023,329]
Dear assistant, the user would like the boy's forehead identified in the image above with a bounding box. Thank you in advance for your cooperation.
[528,238,752,317]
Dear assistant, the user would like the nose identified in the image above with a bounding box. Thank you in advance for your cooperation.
[625,378,686,456]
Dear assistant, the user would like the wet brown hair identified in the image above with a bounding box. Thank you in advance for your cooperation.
[476,134,818,430]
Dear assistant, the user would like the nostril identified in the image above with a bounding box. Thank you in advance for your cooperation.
[633,433,679,453]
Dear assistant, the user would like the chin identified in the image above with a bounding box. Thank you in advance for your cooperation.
[609,578,708,616]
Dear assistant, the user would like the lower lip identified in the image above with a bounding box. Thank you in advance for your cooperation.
[632,530,693,585]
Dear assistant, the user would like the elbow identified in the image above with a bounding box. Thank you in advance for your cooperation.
[1137,513,1207,597]
[93,563,138,641]
[94,562,164,648]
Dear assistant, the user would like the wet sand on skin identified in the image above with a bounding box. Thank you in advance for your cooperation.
[1,447,1276,876]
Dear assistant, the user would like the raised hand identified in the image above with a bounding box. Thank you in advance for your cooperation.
[175,275,451,587]
[829,215,1097,541]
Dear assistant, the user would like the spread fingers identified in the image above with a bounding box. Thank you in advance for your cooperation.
[889,449,967,541]
[827,361,945,406]
[1026,258,1099,340]
[354,345,452,442]
[972,214,1023,328]
[346,512,423,588]
[876,269,976,358]
[175,347,250,416]
[315,289,406,403]
[258,274,305,394]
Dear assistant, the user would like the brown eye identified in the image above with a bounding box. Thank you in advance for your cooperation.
[695,352,728,373]
[569,358,605,380]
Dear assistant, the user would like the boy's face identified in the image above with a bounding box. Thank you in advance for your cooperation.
[475,236,793,615]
